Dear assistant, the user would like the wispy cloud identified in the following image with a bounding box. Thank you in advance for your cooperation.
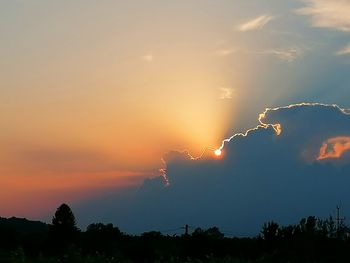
[297,0,350,32]
[336,44,350,55]
[214,46,303,62]
[237,14,274,32]
[219,87,234,99]
[215,48,237,56]
[263,48,303,62]
[141,54,153,62]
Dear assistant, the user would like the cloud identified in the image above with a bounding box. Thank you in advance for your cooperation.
[297,1,350,56]
[262,48,303,62]
[297,0,350,32]
[237,15,274,32]
[245,47,304,62]
[336,44,350,55]
[215,48,237,56]
[214,46,303,62]
[317,136,350,160]
[219,87,234,99]
[141,54,153,62]
[78,103,350,236]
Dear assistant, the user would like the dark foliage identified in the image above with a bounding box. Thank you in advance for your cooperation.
[1,204,350,262]
[48,203,80,254]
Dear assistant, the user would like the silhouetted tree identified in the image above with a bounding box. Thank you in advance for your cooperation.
[317,216,336,238]
[299,216,318,238]
[52,204,77,231]
[84,223,122,255]
[86,223,121,237]
[261,221,279,241]
[141,231,163,239]
[278,225,296,240]
[192,227,204,237]
[204,227,224,239]
[305,216,317,233]
[49,203,79,252]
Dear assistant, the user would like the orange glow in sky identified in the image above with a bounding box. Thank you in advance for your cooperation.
[0,1,238,218]
[317,136,350,160]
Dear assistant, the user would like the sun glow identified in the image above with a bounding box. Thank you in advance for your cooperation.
[214,149,222,156]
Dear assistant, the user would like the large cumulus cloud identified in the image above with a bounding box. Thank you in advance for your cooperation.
[79,103,350,236]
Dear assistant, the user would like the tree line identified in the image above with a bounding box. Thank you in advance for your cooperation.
[1,203,350,262]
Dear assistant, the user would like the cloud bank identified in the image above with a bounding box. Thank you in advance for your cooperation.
[79,103,350,236]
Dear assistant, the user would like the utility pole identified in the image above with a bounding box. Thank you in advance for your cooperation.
[184,224,189,236]
[336,205,345,232]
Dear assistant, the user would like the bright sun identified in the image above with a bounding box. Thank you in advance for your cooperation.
[214,149,222,156]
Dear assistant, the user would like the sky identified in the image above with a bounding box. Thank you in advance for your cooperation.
[1,0,350,232]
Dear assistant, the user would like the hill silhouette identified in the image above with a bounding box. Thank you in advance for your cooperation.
[0,217,48,235]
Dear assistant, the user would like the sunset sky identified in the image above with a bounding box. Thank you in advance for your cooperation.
[1,1,350,226]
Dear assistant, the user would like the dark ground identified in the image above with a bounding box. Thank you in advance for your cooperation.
[1,205,350,263]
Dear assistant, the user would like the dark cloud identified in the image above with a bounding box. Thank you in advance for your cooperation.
[77,103,350,236]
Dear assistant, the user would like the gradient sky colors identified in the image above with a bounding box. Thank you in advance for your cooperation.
[1,1,350,223]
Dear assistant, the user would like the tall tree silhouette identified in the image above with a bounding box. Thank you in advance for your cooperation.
[49,203,79,252]
[52,203,77,232]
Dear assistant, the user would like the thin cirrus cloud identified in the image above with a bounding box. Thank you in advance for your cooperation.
[215,46,303,62]
[237,14,274,32]
[262,48,303,62]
